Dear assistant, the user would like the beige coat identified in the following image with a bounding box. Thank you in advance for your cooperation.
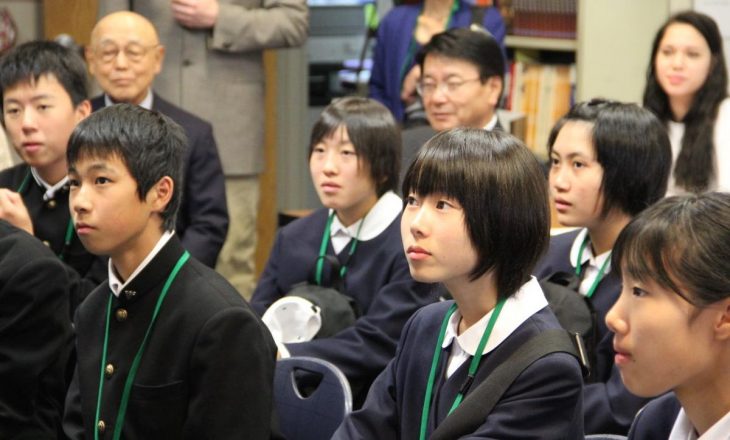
[99,0,309,176]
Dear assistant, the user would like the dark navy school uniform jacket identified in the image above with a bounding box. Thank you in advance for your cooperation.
[0,164,107,313]
[251,207,438,403]
[333,301,584,439]
[628,393,681,439]
[91,94,229,268]
[534,229,652,434]
[63,237,276,439]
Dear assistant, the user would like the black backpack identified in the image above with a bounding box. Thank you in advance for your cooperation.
[539,271,598,381]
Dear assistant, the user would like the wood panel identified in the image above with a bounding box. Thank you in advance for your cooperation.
[255,50,278,278]
[43,0,97,45]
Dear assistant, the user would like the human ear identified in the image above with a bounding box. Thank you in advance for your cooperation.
[149,176,174,213]
[714,297,730,341]
[486,76,503,106]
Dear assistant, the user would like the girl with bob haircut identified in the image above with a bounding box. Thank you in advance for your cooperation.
[334,128,584,439]
[534,99,672,435]
[607,193,730,439]
[251,96,436,404]
[643,11,730,194]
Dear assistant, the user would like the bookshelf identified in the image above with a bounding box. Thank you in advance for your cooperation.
[504,0,673,157]
[507,0,671,103]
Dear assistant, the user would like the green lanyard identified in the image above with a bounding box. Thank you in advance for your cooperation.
[315,212,365,285]
[94,250,190,440]
[574,235,611,299]
[17,170,74,261]
[419,298,506,440]
[399,0,460,86]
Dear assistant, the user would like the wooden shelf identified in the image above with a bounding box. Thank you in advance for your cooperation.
[505,35,577,52]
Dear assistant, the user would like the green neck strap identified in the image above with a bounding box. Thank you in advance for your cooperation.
[575,234,611,298]
[419,297,506,439]
[315,211,366,285]
[94,250,190,440]
[17,169,74,261]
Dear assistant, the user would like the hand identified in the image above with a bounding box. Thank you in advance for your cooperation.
[171,0,220,29]
[0,189,34,235]
[401,65,421,106]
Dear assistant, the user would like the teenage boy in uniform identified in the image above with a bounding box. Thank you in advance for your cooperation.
[62,104,276,439]
[0,41,105,311]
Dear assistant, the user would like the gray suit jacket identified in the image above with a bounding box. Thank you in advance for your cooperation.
[99,0,309,176]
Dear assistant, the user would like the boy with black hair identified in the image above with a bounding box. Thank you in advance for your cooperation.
[0,40,105,311]
[62,104,276,439]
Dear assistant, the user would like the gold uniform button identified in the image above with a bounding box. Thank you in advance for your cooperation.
[47,199,57,209]
[105,363,115,377]
[115,308,128,322]
[97,420,106,433]
[42,240,51,247]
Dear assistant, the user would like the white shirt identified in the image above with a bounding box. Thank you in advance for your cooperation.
[329,191,402,254]
[104,89,153,110]
[482,114,499,131]
[30,168,69,201]
[666,97,730,196]
[441,276,548,378]
[108,230,175,297]
[569,228,612,297]
[669,407,730,440]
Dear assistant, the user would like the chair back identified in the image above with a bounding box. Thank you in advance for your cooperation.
[274,356,352,440]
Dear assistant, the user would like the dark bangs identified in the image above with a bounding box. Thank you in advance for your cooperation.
[613,194,730,307]
[403,129,549,299]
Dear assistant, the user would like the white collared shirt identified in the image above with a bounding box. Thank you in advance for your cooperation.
[482,114,499,131]
[104,89,153,110]
[669,407,730,440]
[442,276,548,378]
[329,191,402,254]
[108,230,175,297]
[569,228,612,297]
[29,168,69,201]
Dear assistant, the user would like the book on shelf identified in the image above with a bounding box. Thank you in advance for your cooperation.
[504,60,575,159]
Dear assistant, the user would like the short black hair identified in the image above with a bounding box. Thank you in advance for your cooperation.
[403,128,549,299]
[613,192,730,307]
[417,27,505,92]
[310,96,401,196]
[67,104,186,231]
[0,40,88,111]
[548,99,672,217]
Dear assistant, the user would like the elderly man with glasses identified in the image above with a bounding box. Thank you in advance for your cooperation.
[86,11,228,268]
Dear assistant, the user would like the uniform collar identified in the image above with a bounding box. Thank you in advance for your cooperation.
[108,230,175,297]
[442,276,548,356]
[329,191,402,242]
[30,167,68,201]
[669,407,730,440]
[569,228,612,274]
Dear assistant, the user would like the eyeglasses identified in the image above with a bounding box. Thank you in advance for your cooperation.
[416,77,482,97]
[95,43,159,63]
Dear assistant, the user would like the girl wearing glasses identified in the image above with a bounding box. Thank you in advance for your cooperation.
[607,193,730,439]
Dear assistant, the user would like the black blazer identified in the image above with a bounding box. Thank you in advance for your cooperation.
[0,220,73,439]
[63,237,277,439]
[0,164,107,313]
[90,94,229,267]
